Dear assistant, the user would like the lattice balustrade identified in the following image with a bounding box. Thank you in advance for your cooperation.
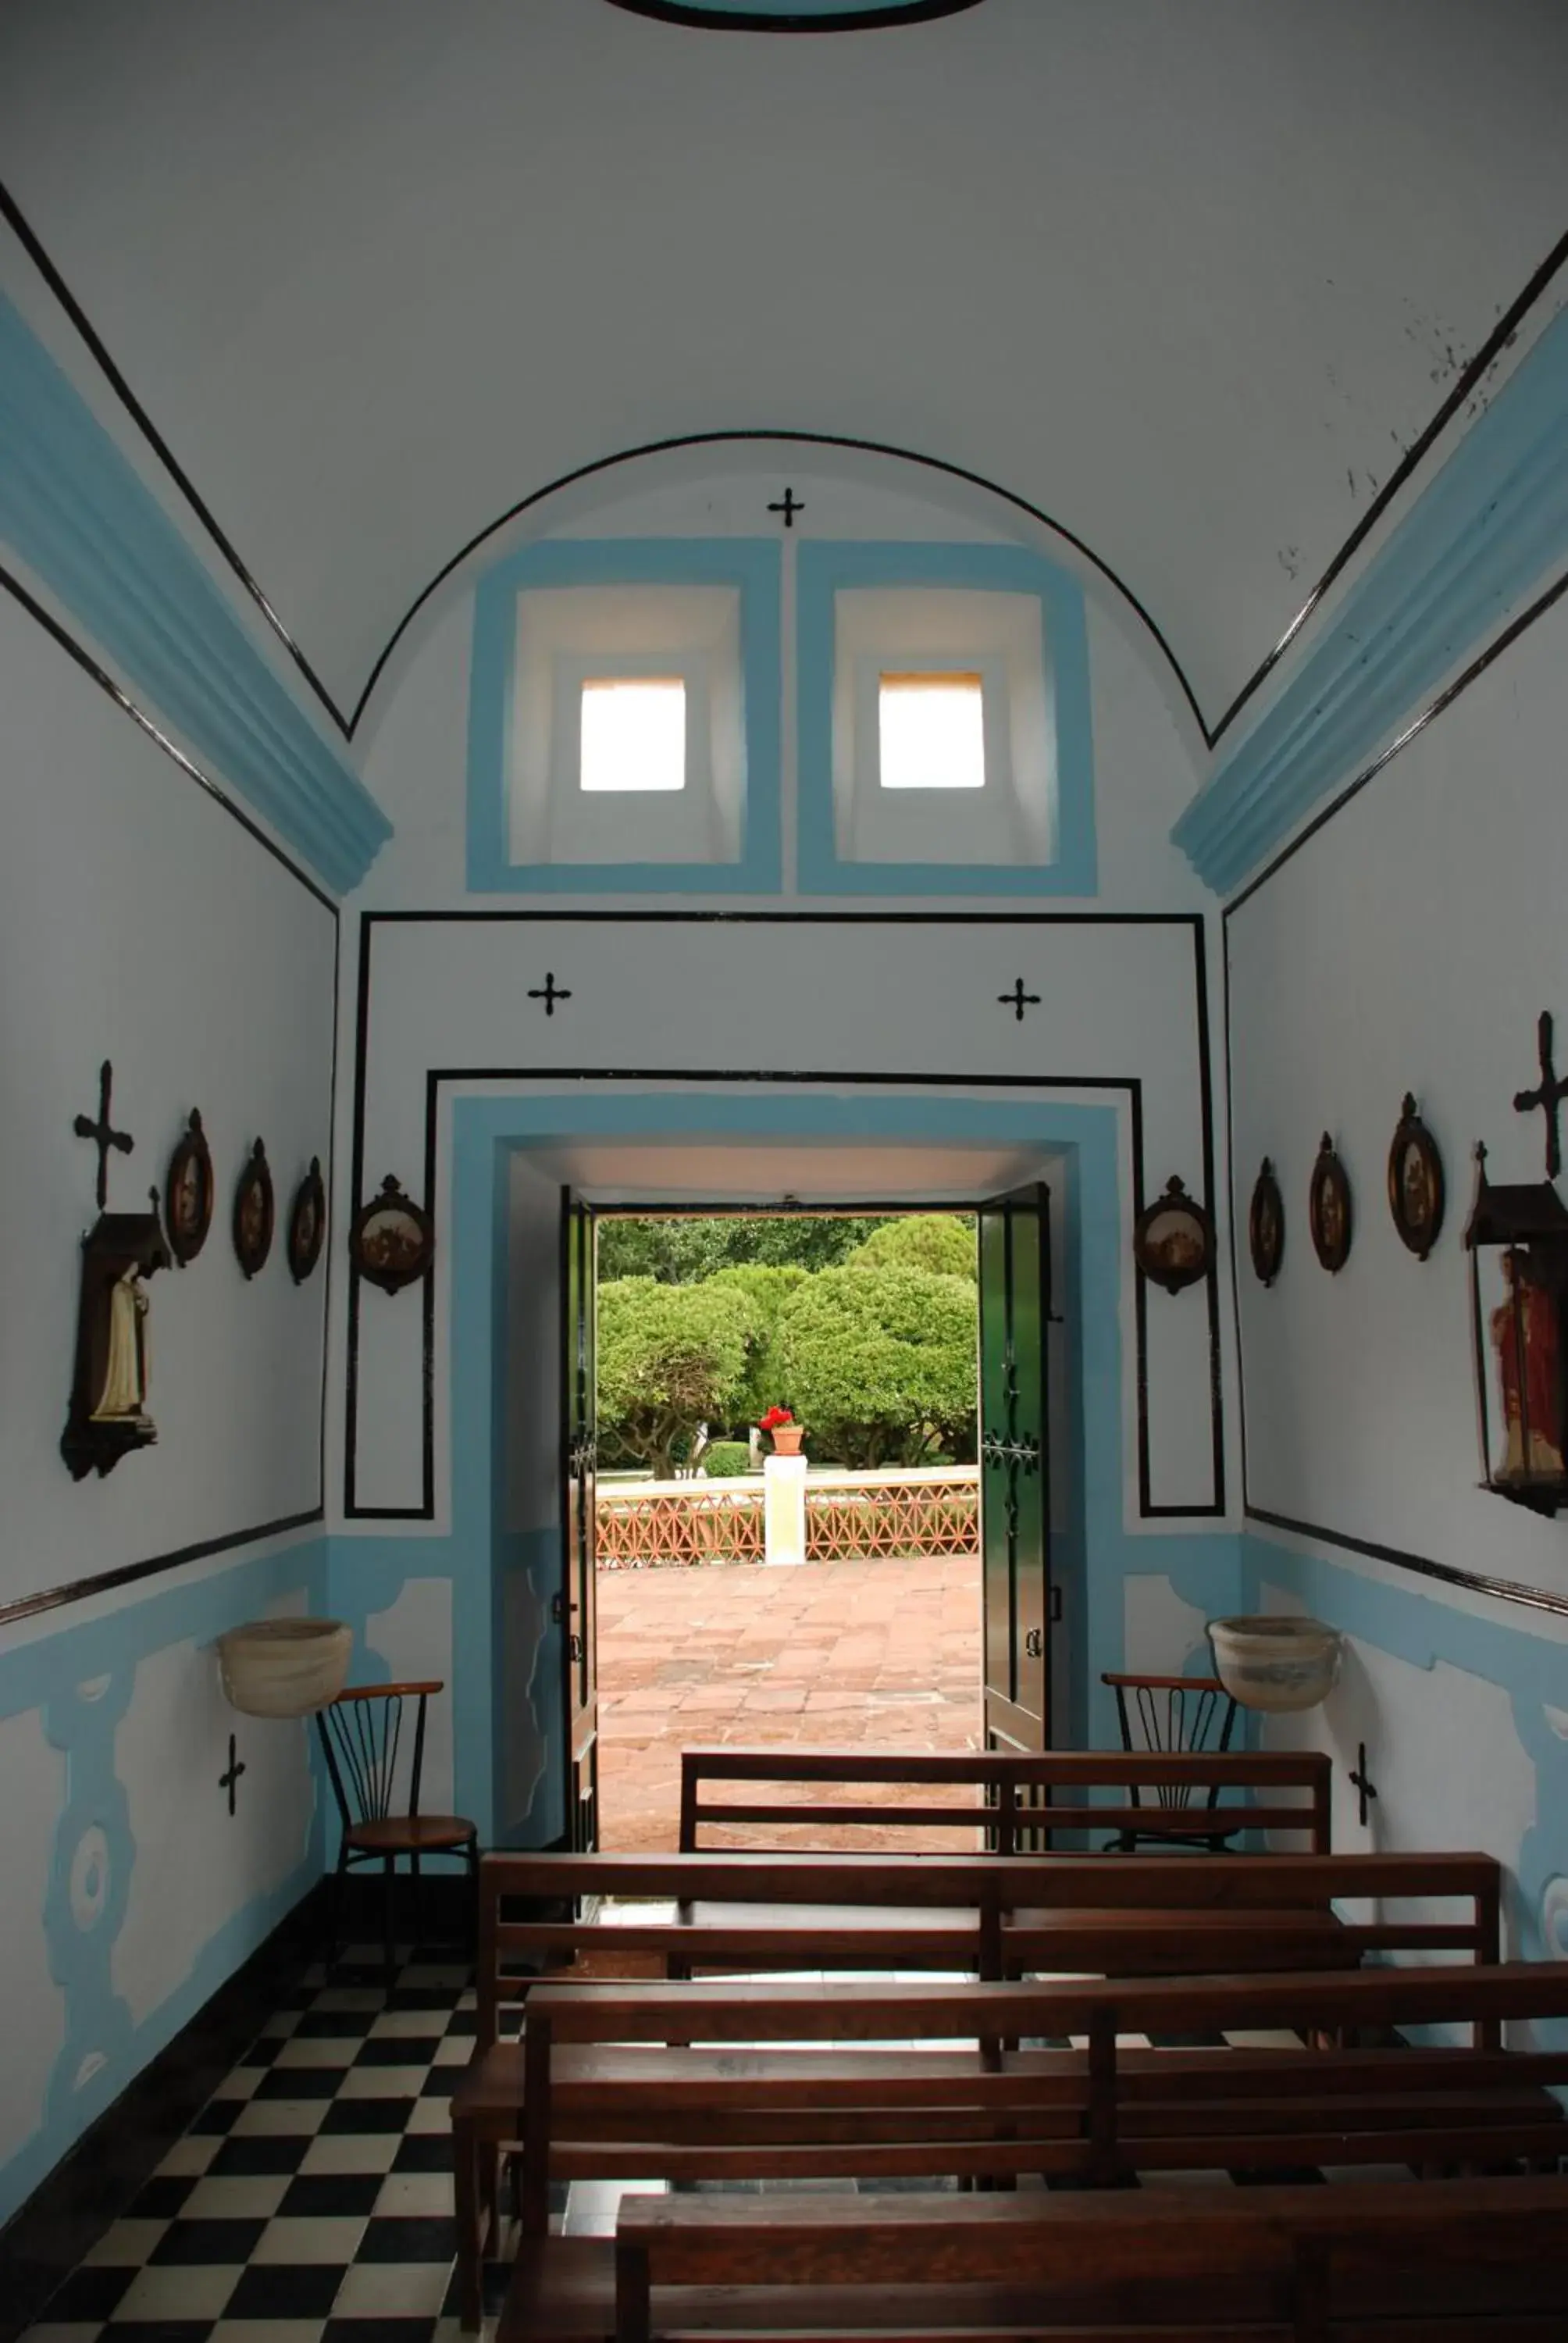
[596,1485,765,1567]
[596,1468,980,1568]
[805,1477,978,1563]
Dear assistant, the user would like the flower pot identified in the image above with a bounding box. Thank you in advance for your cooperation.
[217,1618,354,1718]
[768,1423,806,1457]
[1208,1615,1343,1714]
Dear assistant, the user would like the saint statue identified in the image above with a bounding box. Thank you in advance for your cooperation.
[91,1266,152,1425]
[1491,1253,1564,1480]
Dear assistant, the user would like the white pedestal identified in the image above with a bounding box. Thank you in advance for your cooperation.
[763,1453,807,1566]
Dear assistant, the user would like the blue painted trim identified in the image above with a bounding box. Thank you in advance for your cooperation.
[1242,1525,1568,2015]
[795,542,1097,897]
[1174,305,1568,896]
[465,537,782,894]
[0,1533,326,2226]
[331,1090,1236,1846]
[0,299,390,896]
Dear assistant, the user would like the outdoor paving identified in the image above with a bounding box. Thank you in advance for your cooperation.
[595,1551,983,1853]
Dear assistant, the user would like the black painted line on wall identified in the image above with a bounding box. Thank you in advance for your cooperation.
[1245,1506,1568,1624]
[605,0,985,25]
[342,913,374,1518]
[1210,226,1568,747]
[0,1510,326,1631]
[0,569,339,1630]
[0,180,351,741]
[9,171,1566,761]
[0,563,337,913]
[1221,562,1568,1617]
[1224,563,1568,918]
[344,910,1221,1525]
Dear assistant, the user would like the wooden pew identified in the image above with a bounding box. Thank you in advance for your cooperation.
[451,1847,1502,2328]
[593,2176,1568,2343]
[678,1745,1335,1855]
[515,1963,1568,2229]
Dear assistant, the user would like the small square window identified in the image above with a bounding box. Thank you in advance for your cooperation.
[579,678,686,793]
[878,672,986,790]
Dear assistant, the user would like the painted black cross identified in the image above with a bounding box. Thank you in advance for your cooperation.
[73,1059,134,1209]
[768,487,804,530]
[998,979,1041,1023]
[1349,1741,1377,1830]
[1513,1009,1568,1179]
[528,972,572,1018]
[219,1733,247,1817]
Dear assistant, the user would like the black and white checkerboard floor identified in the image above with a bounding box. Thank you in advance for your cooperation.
[23,1931,1419,2341]
[22,1947,525,2343]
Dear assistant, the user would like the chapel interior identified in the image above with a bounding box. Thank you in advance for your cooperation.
[4,3,1568,2338]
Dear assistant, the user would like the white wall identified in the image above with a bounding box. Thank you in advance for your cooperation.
[0,594,335,2223]
[1228,585,1568,1961]
[1228,589,1568,1606]
[355,463,1211,915]
[0,594,337,1607]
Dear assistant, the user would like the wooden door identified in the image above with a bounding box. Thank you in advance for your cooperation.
[978,1181,1053,1760]
[561,1191,599,1852]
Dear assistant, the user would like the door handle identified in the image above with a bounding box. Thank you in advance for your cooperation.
[1024,1627,1043,1660]
[568,1632,586,1664]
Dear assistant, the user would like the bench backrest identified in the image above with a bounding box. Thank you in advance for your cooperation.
[474,1846,1502,2047]
[678,1744,1334,1854]
[615,2177,1568,2343]
[522,1959,1568,2049]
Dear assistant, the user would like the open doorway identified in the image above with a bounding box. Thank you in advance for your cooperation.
[558,1189,1054,1855]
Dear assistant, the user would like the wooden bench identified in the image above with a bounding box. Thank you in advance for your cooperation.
[513,1963,1568,2232]
[580,2176,1568,2343]
[451,1847,1503,2327]
[678,1746,1335,1854]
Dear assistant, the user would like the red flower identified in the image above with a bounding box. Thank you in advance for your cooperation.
[757,1406,793,1431]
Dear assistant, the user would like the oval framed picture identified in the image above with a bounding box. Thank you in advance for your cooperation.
[1309,1134,1352,1274]
[233,1138,275,1278]
[1387,1093,1445,1261]
[1249,1158,1285,1286]
[165,1107,214,1267]
[287,1157,327,1285]
[1133,1175,1213,1294]
[350,1174,433,1295]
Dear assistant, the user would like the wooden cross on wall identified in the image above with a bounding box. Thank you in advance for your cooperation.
[1514,1011,1568,1179]
[73,1059,134,1209]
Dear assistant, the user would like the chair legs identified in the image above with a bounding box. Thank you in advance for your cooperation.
[383,1856,397,1992]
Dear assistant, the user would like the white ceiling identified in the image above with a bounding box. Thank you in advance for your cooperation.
[513,1135,1054,1206]
[2,0,1566,733]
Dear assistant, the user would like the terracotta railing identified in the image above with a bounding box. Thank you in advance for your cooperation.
[595,1466,978,1568]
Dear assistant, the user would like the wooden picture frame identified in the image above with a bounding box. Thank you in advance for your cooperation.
[1133,1175,1213,1295]
[233,1137,275,1279]
[164,1108,214,1267]
[287,1156,326,1286]
[1248,1157,1285,1286]
[1309,1133,1352,1273]
[1388,1093,1445,1261]
[350,1173,433,1295]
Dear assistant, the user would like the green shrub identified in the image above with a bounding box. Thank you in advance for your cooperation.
[702,1440,755,1478]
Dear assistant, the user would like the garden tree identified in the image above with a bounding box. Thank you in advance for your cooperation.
[597,1214,891,1285]
[776,1262,978,1468]
[596,1276,761,1478]
[850,1213,977,1281]
[705,1262,810,1431]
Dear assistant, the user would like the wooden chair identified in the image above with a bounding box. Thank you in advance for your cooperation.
[315,1680,478,1985]
[1100,1673,1241,1851]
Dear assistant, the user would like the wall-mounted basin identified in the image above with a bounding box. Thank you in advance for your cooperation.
[217,1618,353,1719]
[1208,1615,1343,1713]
